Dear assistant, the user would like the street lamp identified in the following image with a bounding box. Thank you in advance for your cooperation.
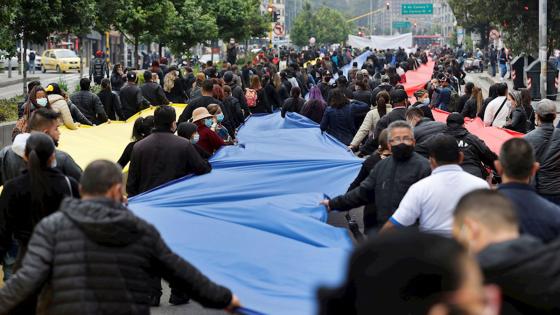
[386,2,392,35]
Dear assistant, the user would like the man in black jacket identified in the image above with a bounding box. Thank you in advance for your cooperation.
[453,189,560,314]
[406,107,445,157]
[224,71,249,115]
[178,80,224,123]
[127,106,211,197]
[0,160,240,314]
[321,121,431,229]
[524,100,560,205]
[70,78,108,125]
[140,70,170,106]
[443,112,497,179]
[120,72,150,120]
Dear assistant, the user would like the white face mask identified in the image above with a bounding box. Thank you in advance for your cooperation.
[50,157,57,168]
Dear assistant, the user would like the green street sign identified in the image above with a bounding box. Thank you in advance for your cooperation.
[401,3,433,15]
[393,21,412,28]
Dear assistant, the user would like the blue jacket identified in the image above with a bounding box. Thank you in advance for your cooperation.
[498,182,560,243]
[435,87,452,111]
[320,101,369,146]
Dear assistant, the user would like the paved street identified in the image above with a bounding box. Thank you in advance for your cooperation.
[0,68,86,99]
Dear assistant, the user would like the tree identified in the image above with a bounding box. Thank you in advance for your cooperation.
[10,0,63,94]
[202,0,268,42]
[291,2,351,47]
[114,0,176,69]
[447,0,493,49]
[163,0,218,56]
[58,0,97,77]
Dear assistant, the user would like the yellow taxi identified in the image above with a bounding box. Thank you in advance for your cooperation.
[41,49,81,73]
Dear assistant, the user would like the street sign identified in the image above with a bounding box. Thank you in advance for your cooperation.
[393,21,412,28]
[273,22,285,36]
[401,3,433,15]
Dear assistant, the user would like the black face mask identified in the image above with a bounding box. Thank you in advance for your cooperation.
[391,143,414,161]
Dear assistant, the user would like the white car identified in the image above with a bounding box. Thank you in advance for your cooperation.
[0,51,18,70]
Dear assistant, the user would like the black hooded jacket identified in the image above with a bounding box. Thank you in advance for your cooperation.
[443,125,497,178]
[0,198,232,315]
[479,236,560,314]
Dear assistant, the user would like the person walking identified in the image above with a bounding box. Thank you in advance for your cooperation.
[45,83,81,130]
[70,78,109,125]
[281,87,305,118]
[98,78,125,121]
[191,107,225,155]
[127,106,211,197]
[0,160,241,314]
[89,50,109,85]
[321,121,431,229]
[163,67,187,104]
[178,80,224,123]
[320,89,369,146]
[140,70,170,106]
[110,64,127,93]
[120,72,150,120]
[483,83,509,127]
[246,76,272,114]
[0,133,79,314]
[524,99,560,205]
[28,50,36,74]
[117,116,155,168]
[381,134,489,236]
[461,86,483,119]
[301,86,327,124]
[443,113,497,179]
[503,90,528,134]
[349,91,392,151]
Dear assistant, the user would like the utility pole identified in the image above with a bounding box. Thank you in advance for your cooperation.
[539,0,547,100]
[387,1,392,35]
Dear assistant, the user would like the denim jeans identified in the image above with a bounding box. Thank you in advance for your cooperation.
[500,63,508,78]
[2,240,18,281]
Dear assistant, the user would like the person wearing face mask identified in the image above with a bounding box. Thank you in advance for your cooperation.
[411,89,435,121]
[453,189,560,314]
[177,122,211,160]
[191,107,225,155]
[207,104,232,143]
[127,106,211,198]
[13,86,53,139]
[380,135,489,236]
[0,133,80,313]
[321,121,431,230]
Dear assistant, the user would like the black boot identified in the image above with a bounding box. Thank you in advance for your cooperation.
[169,292,190,306]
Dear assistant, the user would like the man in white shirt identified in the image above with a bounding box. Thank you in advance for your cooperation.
[381,134,489,236]
[484,83,510,127]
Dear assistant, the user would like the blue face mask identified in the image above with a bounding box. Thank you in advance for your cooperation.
[217,113,224,123]
[36,98,48,107]
[421,98,430,106]
[204,118,213,128]
[191,133,199,144]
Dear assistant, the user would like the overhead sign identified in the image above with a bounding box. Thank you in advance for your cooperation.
[393,21,412,28]
[273,22,285,36]
[402,3,433,15]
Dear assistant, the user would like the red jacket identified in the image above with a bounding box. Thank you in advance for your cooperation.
[196,123,224,154]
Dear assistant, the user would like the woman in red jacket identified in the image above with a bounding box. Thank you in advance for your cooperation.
[191,107,224,155]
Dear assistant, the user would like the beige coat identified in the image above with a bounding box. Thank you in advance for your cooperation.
[48,94,79,130]
[350,105,393,147]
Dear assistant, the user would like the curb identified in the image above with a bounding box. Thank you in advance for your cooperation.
[0,77,41,88]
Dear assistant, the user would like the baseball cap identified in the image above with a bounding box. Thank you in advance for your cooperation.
[446,112,465,126]
[414,89,428,98]
[390,89,408,104]
[535,99,557,116]
[127,71,137,81]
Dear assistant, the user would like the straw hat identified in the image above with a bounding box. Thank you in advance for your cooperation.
[192,107,213,122]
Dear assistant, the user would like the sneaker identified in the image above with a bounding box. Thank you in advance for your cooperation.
[169,293,190,306]
[149,295,161,307]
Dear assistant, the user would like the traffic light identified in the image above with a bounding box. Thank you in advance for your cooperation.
[386,2,390,10]
[273,11,280,22]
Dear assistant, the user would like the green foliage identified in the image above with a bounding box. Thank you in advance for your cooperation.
[163,0,217,56]
[201,0,268,42]
[0,96,23,122]
[291,2,351,47]
[448,0,560,55]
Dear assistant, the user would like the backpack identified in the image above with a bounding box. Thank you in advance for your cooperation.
[245,88,257,108]
[448,88,460,112]
[29,52,35,61]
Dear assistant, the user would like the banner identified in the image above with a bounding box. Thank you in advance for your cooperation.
[347,33,413,50]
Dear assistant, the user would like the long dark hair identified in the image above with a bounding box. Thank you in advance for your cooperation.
[25,133,56,221]
[25,86,51,112]
[329,88,349,109]
[132,116,155,141]
[290,86,301,111]
[376,91,390,118]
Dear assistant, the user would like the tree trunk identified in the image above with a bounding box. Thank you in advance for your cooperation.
[22,37,28,95]
[134,37,139,70]
[79,36,84,78]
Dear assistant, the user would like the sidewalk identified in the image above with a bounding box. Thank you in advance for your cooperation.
[0,71,41,88]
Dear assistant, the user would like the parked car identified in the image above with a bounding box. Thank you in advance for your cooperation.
[41,49,80,73]
[0,50,18,70]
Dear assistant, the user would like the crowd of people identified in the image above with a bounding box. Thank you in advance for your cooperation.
[0,43,559,315]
